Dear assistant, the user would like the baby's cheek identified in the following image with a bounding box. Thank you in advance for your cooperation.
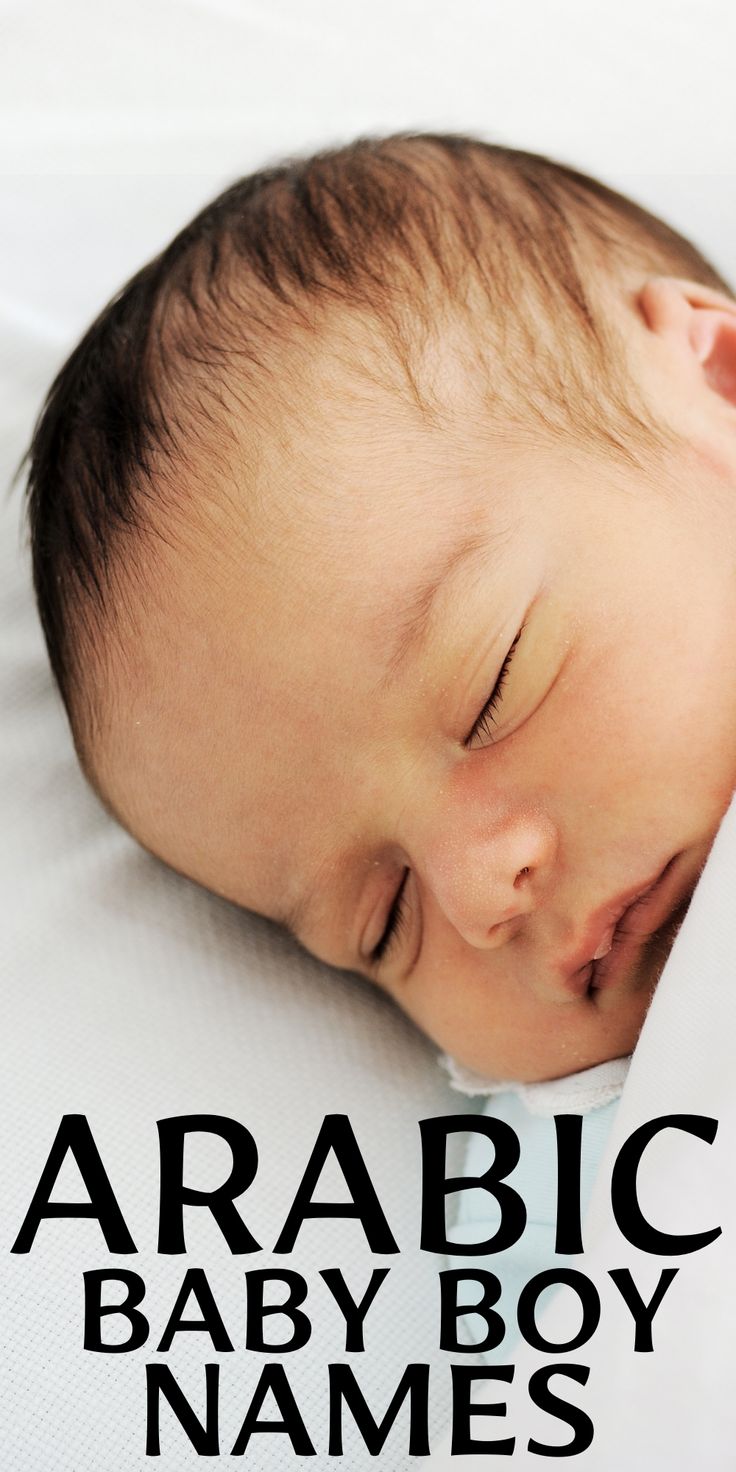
[664,633,736,807]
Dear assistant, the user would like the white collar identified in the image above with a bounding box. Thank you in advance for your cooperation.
[439,1052,631,1116]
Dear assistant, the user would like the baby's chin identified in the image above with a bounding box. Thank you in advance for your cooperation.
[472,901,692,1084]
[446,991,655,1085]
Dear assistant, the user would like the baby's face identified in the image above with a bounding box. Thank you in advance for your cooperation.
[101,344,736,1082]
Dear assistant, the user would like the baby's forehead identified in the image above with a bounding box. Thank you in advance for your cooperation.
[99,395,501,836]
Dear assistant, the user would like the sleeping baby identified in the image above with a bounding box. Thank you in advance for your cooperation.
[20,132,736,1346]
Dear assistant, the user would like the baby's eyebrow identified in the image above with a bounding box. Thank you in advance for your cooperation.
[279,524,509,958]
[278,856,345,962]
[374,522,504,694]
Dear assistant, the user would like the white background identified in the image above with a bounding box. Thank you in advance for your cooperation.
[1,0,735,332]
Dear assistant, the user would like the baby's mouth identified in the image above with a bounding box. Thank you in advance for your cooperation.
[587,867,695,996]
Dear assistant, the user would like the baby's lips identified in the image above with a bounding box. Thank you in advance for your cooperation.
[591,924,616,960]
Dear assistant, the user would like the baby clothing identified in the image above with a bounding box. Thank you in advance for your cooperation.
[438,1054,630,1361]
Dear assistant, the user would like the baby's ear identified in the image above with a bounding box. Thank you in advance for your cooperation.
[638,276,736,408]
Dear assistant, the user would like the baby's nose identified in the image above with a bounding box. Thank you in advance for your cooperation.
[423,816,556,950]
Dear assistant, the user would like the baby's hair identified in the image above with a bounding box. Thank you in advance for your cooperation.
[19,130,733,792]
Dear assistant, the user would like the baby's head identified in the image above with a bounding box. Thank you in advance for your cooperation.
[22,133,736,1081]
